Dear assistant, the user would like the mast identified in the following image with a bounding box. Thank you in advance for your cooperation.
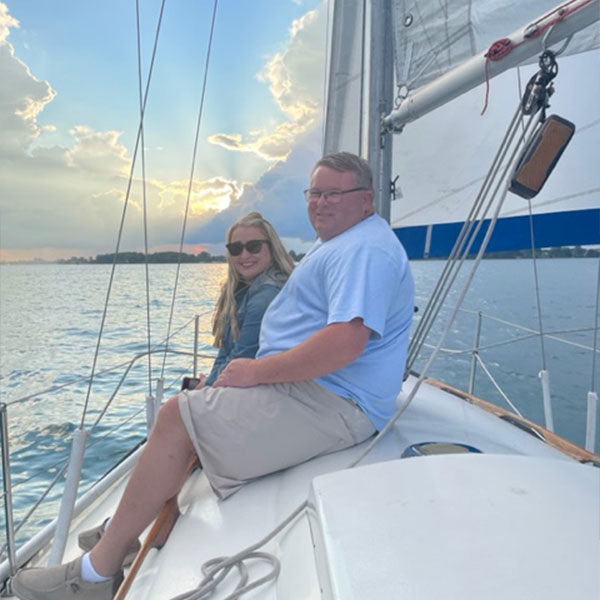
[367,0,395,223]
[382,0,599,132]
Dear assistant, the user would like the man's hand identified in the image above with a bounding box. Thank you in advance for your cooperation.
[214,358,260,388]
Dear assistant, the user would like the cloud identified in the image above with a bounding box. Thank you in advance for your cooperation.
[0,2,327,261]
[0,2,18,43]
[188,124,322,247]
[0,4,56,159]
[208,6,326,162]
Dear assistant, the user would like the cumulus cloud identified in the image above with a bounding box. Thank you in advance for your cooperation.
[188,125,322,247]
[0,2,327,261]
[0,2,18,43]
[208,6,325,162]
[0,4,56,159]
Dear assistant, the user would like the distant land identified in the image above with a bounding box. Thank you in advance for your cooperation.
[0,246,597,265]
[0,249,307,265]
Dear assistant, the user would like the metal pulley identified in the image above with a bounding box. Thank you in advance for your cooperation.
[521,50,558,116]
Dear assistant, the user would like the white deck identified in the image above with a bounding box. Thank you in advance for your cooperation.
[5,377,599,599]
[310,454,599,600]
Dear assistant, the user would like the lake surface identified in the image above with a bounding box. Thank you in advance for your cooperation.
[0,258,598,549]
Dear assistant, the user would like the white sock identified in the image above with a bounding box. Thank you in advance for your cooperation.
[81,552,111,583]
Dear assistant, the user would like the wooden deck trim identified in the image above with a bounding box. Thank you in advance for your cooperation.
[425,377,600,464]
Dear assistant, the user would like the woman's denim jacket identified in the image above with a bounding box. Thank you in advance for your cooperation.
[205,267,286,385]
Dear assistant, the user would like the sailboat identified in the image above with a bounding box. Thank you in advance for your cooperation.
[1,0,599,598]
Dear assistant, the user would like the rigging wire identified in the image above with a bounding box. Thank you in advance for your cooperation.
[160,0,220,379]
[79,0,167,429]
[526,198,548,370]
[358,0,367,154]
[406,103,530,371]
[136,0,155,398]
[591,259,600,393]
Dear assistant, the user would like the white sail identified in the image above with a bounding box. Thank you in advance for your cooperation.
[392,0,600,95]
[323,0,600,257]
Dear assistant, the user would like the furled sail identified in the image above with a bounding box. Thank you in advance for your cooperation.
[323,0,366,156]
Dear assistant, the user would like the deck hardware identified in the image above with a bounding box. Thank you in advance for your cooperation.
[499,414,546,440]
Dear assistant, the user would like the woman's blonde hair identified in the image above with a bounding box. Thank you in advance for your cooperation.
[212,212,294,348]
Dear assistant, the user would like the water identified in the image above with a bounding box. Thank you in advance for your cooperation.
[0,259,598,552]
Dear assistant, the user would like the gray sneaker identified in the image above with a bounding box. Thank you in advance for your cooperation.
[78,519,140,566]
[11,556,123,600]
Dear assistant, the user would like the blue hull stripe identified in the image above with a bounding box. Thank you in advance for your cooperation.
[394,208,600,259]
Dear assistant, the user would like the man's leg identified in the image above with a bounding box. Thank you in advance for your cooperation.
[89,395,196,576]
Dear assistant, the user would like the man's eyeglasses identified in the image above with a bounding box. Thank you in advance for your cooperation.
[226,239,270,256]
[303,187,367,203]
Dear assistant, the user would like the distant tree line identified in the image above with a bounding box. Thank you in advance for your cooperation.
[482,245,599,259]
[58,251,226,264]
[56,249,308,265]
[15,245,595,265]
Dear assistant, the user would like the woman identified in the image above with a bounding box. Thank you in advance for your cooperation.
[76,212,293,564]
[200,211,294,386]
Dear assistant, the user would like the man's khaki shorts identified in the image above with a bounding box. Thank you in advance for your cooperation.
[178,380,375,499]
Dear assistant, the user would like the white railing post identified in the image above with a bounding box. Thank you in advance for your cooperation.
[539,369,554,432]
[145,394,156,434]
[0,403,17,579]
[469,312,483,395]
[154,378,164,421]
[585,391,597,453]
[193,315,199,377]
[48,428,89,566]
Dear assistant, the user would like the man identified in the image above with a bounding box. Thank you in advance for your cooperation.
[12,152,414,600]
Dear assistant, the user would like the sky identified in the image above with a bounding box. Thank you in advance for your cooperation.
[1,1,598,263]
[0,0,326,261]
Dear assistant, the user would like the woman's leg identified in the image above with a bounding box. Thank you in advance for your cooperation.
[89,395,196,576]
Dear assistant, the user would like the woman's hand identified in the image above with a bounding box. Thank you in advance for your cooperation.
[214,358,259,388]
[193,373,207,389]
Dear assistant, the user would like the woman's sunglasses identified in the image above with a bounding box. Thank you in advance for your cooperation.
[226,239,270,256]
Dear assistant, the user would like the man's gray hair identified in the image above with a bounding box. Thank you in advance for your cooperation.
[312,152,373,190]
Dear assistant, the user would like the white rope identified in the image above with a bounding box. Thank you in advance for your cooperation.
[169,502,306,600]
[406,104,537,370]
[472,354,523,417]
